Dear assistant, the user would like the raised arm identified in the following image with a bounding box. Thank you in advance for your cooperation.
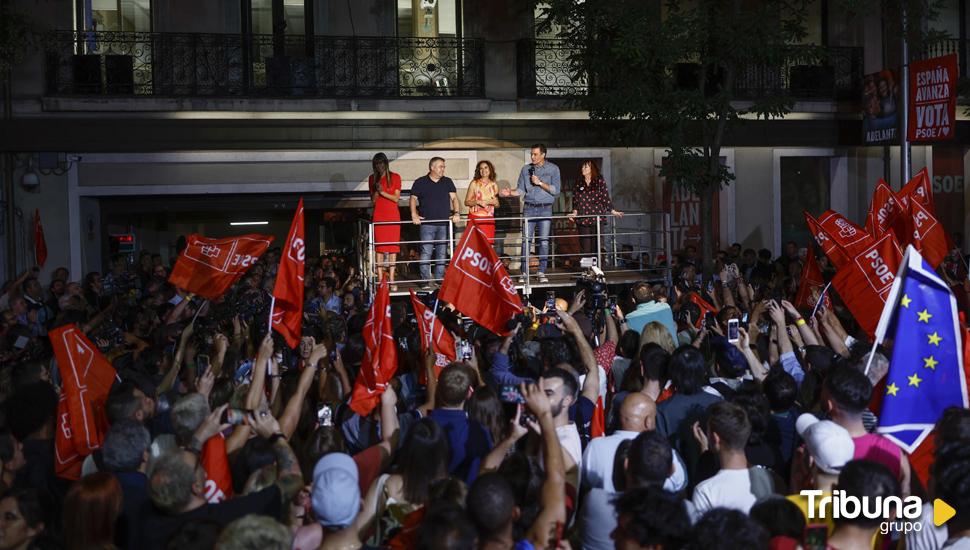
[246,333,275,411]
[279,339,327,439]
[523,382,566,548]
[781,300,819,346]
[157,321,195,395]
[249,412,304,502]
[558,309,599,404]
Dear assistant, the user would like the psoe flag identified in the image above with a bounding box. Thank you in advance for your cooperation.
[874,245,969,453]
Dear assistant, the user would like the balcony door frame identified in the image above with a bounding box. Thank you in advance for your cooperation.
[771,148,848,256]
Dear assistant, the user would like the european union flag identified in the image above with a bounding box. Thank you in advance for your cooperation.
[874,246,968,453]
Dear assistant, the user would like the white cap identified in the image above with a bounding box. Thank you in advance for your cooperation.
[796,413,855,475]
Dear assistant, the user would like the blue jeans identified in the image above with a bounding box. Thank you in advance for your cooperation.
[521,204,552,273]
[420,224,448,281]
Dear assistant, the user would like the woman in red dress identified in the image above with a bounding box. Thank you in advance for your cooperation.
[370,153,401,287]
[464,160,500,243]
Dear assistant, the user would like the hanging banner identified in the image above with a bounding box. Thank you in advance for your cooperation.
[863,69,900,145]
[908,54,957,142]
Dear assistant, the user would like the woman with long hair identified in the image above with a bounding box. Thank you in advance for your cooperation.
[567,159,623,258]
[366,417,450,546]
[464,160,500,243]
[369,153,402,289]
[62,472,122,550]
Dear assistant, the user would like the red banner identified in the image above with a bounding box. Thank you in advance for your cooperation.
[169,234,273,300]
[908,54,957,142]
[439,220,523,336]
[688,293,718,329]
[350,277,397,417]
[409,291,455,382]
[795,246,826,310]
[271,199,305,349]
[909,200,949,268]
[663,183,721,254]
[865,180,904,240]
[831,233,903,337]
[51,324,116,480]
[898,168,934,211]
[805,211,851,269]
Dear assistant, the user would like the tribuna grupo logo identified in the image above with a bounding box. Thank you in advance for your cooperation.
[801,490,956,535]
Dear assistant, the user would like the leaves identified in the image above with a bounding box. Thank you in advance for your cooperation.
[0,4,39,78]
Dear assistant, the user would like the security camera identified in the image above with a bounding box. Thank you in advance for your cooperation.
[21,171,39,189]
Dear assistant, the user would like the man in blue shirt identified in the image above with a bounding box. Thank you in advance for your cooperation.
[410,157,460,289]
[427,363,492,484]
[510,144,560,283]
[624,282,678,342]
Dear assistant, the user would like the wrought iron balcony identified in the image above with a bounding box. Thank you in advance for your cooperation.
[517,39,863,101]
[45,31,485,98]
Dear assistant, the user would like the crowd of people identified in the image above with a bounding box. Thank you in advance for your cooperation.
[0,229,969,550]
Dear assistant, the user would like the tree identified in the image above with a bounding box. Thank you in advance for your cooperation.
[542,0,814,272]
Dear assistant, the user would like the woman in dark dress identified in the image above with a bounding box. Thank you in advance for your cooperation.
[568,159,623,257]
[369,153,402,288]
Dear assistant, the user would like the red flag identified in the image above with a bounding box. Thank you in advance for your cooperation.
[201,434,233,503]
[908,200,949,268]
[688,293,717,329]
[865,180,905,240]
[33,210,47,268]
[794,246,826,310]
[168,234,273,300]
[350,277,397,417]
[409,291,456,383]
[591,396,605,439]
[898,168,934,211]
[271,199,306,349]
[831,233,903,337]
[439,219,523,336]
[51,324,116,480]
[816,210,873,259]
[804,211,851,269]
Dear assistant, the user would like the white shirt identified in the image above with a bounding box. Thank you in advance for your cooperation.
[691,468,756,521]
[583,430,639,493]
[556,423,583,469]
[910,502,948,550]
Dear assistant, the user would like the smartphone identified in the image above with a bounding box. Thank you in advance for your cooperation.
[608,294,617,311]
[703,311,716,330]
[544,291,556,313]
[803,524,828,550]
[13,336,29,350]
[221,408,250,425]
[398,336,409,352]
[459,339,473,361]
[317,404,333,427]
[500,385,526,404]
[727,319,739,343]
[196,354,210,377]
[740,311,749,324]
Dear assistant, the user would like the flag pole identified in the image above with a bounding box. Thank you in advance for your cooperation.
[190,298,207,325]
[810,282,832,320]
[428,298,439,349]
[863,338,881,377]
[267,295,276,334]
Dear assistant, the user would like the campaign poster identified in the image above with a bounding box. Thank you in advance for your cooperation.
[931,145,965,238]
[908,54,957,142]
[863,69,899,145]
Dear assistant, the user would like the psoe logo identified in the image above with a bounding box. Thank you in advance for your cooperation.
[801,490,956,535]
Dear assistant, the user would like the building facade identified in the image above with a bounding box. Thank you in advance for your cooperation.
[1,0,969,282]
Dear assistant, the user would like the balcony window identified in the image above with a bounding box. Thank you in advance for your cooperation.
[76,0,151,34]
[397,0,461,38]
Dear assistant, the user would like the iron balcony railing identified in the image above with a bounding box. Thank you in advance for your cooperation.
[922,38,969,80]
[45,30,485,98]
[517,39,863,101]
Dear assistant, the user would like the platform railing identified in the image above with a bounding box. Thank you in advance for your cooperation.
[360,211,673,297]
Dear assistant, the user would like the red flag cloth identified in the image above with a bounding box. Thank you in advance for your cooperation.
[830,233,903,337]
[688,293,718,329]
[591,396,606,438]
[271,199,306,349]
[51,324,116,480]
[409,291,456,383]
[804,211,851,269]
[350,277,397,417]
[908,200,949,268]
[794,246,826,310]
[898,167,934,211]
[865,180,905,240]
[816,210,873,259]
[169,233,274,300]
[201,434,233,503]
[439,219,523,336]
[33,210,47,268]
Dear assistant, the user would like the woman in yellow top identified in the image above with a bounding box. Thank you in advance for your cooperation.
[464,160,500,243]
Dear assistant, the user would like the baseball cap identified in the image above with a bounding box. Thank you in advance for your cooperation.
[796,413,854,475]
[311,453,360,527]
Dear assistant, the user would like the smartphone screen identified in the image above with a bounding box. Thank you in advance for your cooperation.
[545,291,556,312]
[803,524,828,550]
[196,354,210,377]
[727,319,739,343]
